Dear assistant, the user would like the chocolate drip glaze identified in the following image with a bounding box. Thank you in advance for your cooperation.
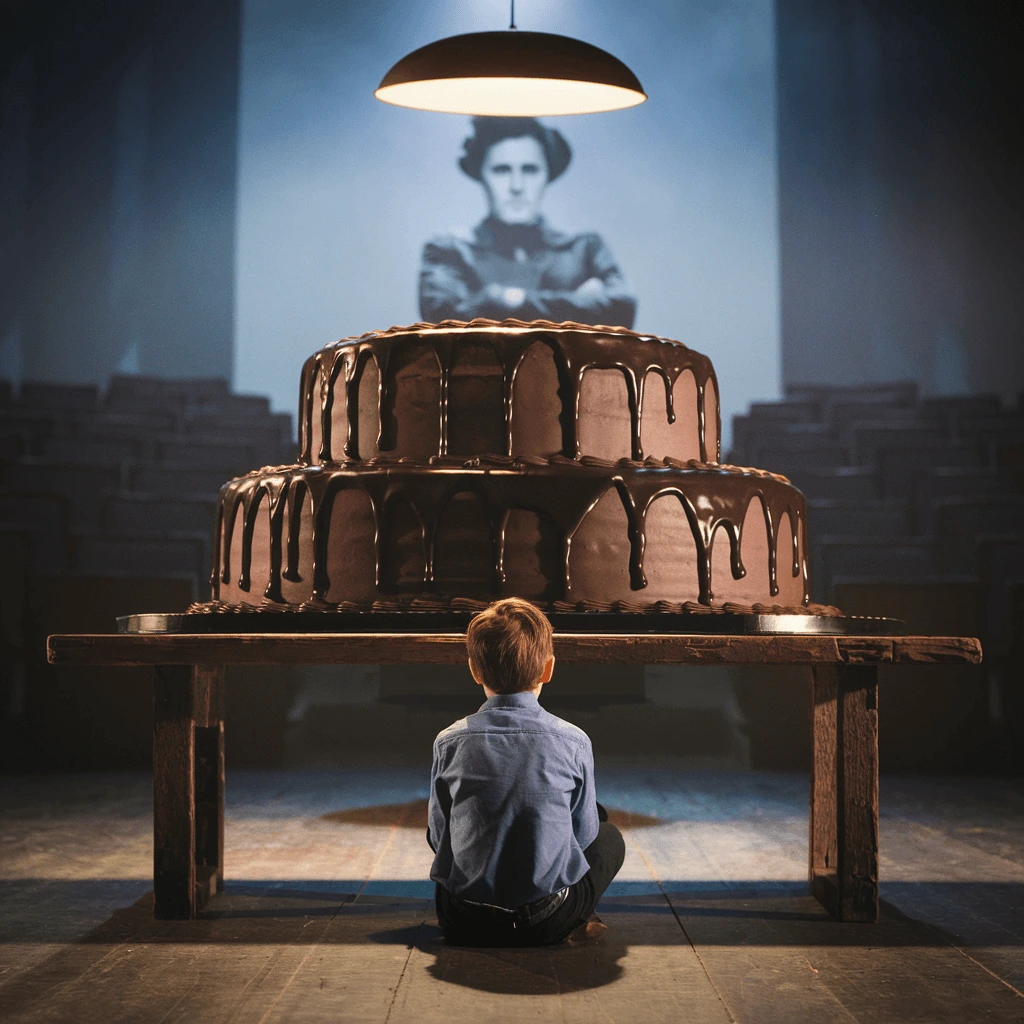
[216,457,806,608]
[298,319,721,465]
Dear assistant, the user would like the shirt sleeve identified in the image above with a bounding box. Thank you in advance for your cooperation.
[532,235,637,328]
[570,736,601,851]
[419,238,493,322]
[427,738,451,853]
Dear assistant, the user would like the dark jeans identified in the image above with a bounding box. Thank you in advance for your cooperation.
[436,813,626,947]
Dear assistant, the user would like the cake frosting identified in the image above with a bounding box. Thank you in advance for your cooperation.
[206,319,811,613]
[298,318,719,466]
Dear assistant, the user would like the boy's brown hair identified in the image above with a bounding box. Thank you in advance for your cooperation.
[466,598,554,694]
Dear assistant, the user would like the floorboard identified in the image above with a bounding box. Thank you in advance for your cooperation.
[1,769,1021,1023]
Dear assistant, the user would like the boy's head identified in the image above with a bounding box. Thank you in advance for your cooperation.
[466,598,554,695]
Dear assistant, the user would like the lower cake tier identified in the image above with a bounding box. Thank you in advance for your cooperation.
[213,457,809,610]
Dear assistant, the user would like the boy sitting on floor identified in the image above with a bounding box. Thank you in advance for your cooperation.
[427,597,626,946]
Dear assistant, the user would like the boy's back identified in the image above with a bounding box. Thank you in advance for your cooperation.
[428,690,600,908]
[428,597,624,946]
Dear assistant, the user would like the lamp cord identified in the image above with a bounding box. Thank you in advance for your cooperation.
[509,0,516,30]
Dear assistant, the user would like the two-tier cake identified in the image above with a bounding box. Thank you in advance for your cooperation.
[197,319,823,618]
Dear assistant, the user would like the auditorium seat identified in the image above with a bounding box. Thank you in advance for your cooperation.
[73,411,179,439]
[789,466,879,500]
[0,526,33,647]
[125,462,234,498]
[751,439,851,477]
[995,439,1024,471]
[913,468,1022,533]
[808,499,913,537]
[813,537,935,602]
[18,381,99,414]
[850,421,945,465]
[748,400,822,421]
[32,575,197,768]
[786,380,918,409]
[204,393,272,417]
[1,460,122,530]
[71,534,210,588]
[0,432,27,463]
[731,401,821,457]
[974,544,1024,773]
[828,390,919,415]
[185,411,293,444]
[154,437,291,470]
[831,405,924,439]
[878,441,983,501]
[922,394,1002,436]
[104,374,230,415]
[1004,586,1024,771]
[100,493,217,536]
[41,575,196,629]
[957,409,1024,438]
[0,410,59,455]
[975,534,1024,663]
[934,496,1024,573]
[52,414,169,463]
[0,525,32,731]
[960,414,1024,464]
[831,578,991,770]
[0,489,71,574]
[42,436,144,464]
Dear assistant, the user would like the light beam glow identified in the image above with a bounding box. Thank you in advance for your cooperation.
[375,77,646,117]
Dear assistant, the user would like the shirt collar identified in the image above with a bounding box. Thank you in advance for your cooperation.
[475,216,556,255]
[480,690,541,712]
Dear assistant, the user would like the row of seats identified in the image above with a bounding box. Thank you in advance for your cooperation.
[728,381,1024,769]
[0,375,295,587]
[729,382,1022,595]
[0,376,296,766]
[0,379,290,457]
[731,382,1024,600]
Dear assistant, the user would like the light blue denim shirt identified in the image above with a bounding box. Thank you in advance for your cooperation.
[428,690,600,909]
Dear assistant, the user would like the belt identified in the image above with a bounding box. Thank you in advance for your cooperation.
[454,886,570,930]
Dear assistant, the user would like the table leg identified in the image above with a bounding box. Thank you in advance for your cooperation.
[194,665,226,899]
[809,663,879,922]
[154,664,196,919]
[153,664,225,919]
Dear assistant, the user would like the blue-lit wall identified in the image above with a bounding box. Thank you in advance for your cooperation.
[6,2,1016,422]
[233,0,781,442]
[776,0,1024,404]
[0,0,241,388]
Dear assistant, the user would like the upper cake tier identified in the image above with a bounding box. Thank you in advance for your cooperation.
[298,319,720,465]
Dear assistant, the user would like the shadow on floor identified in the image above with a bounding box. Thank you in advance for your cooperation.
[369,922,629,993]
[4,880,1023,948]
[3,880,1024,1011]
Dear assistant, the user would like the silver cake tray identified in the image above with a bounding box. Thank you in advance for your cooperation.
[117,610,905,636]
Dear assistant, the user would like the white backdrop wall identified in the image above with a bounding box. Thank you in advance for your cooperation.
[235,0,779,448]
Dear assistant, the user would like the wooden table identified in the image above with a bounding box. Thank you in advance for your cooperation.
[46,631,981,924]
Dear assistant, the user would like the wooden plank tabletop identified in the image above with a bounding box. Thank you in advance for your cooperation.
[47,632,982,667]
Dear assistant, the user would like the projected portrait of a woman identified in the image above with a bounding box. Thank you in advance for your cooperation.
[419,117,636,328]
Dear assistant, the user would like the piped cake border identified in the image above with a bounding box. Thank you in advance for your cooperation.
[188,597,842,617]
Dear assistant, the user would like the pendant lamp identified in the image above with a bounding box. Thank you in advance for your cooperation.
[375,3,646,117]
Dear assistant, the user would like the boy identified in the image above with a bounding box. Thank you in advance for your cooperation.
[427,597,625,946]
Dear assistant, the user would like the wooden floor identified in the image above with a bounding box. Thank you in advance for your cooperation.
[1,767,1022,1023]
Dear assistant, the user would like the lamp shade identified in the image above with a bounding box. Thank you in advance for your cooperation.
[375,31,646,116]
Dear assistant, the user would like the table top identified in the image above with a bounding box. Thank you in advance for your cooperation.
[47,632,983,667]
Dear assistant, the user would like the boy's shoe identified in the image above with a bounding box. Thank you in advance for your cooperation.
[567,913,607,944]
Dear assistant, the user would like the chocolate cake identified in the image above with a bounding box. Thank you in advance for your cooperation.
[205,319,814,615]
